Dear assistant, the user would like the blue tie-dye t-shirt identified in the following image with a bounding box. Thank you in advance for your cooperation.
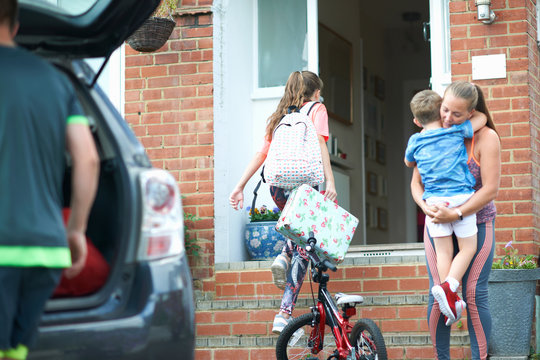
[405,120,475,200]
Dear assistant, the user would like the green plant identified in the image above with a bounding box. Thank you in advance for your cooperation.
[184,211,201,258]
[246,205,281,222]
[152,0,177,18]
[492,241,538,269]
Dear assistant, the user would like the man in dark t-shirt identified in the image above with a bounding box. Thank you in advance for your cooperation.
[0,1,99,359]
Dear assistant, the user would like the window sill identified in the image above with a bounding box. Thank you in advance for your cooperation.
[251,86,285,101]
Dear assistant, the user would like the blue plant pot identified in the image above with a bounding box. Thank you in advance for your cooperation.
[245,221,286,260]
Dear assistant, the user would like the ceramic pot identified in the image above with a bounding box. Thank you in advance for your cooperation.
[245,221,286,260]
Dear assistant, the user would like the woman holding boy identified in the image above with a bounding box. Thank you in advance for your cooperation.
[411,81,501,360]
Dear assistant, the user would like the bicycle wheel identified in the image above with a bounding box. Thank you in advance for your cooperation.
[349,318,387,360]
[275,312,336,360]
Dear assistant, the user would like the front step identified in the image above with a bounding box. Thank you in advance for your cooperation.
[195,298,472,360]
[196,255,475,359]
[196,333,470,349]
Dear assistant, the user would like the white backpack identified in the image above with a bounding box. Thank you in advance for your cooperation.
[263,101,324,189]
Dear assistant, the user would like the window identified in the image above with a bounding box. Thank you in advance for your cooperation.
[255,0,316,92]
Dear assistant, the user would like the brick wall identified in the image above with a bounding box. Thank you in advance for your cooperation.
[124,0,215,292]
[449,0,540,258]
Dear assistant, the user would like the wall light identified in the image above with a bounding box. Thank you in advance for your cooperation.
[475,0,496,24]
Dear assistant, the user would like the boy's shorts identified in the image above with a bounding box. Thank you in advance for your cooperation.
[0,267,62,351]
[425,193,477,238]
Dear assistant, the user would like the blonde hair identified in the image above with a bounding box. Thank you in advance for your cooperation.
[265,71,323,141]
[410,90,442,125]
[445,81,498,134]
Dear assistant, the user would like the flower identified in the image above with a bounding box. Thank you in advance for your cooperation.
[492,241,538,269]
[247,204,281,222]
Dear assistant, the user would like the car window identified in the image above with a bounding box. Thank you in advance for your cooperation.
[19,0,98,16]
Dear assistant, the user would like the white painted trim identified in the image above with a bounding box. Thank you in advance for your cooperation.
[212,0,229,264]
[429,0,451,95]
[252,0,259,93]
[307,0,318,74]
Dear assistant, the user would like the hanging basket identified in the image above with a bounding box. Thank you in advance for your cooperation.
[127,17,175,53]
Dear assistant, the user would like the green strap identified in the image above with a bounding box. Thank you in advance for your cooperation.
[0,246,71,267]
[67,115,89,125]
[4,344,29,360]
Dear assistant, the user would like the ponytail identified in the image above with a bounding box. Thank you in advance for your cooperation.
[473,84,498,135]
[265,71,306,141]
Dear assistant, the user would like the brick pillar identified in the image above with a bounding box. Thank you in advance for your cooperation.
[124,0,215,294]
[449,0,539,257]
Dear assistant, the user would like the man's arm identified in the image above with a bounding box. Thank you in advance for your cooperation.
[64,123,100,278]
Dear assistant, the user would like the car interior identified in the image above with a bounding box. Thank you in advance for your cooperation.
[46,61,128,310]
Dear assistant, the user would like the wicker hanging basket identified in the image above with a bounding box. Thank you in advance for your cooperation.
[127,17,175,52]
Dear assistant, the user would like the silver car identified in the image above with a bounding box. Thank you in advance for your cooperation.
[15,1,195,359]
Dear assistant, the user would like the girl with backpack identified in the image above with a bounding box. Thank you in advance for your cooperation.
[229,70,337,333]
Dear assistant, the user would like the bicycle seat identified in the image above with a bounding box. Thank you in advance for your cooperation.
[335,292,364,306]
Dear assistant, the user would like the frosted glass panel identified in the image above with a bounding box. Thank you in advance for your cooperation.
[258,0,308,88]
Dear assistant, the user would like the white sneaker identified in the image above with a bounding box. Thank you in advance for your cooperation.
[271,254,290,290]
[272,313,292,334]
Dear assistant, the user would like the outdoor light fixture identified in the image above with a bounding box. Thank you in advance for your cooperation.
[475,0,496,24]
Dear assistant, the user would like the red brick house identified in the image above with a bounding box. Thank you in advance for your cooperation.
[123,0,539,358]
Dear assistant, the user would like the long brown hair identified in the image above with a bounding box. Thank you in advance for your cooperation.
[445,81,498,136]
[264,71,324,141]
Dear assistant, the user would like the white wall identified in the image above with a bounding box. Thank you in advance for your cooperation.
[214,0,281,262]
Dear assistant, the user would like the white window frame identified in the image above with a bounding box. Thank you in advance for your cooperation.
[252,0,319,99]
[429,0,451,95]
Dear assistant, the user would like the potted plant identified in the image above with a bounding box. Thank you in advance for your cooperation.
[126,0,177,52]
[244,205,287,260]
[488,241,539,357]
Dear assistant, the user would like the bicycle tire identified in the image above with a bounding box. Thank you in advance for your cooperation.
[275,312,335,360]
[349,318,387,360]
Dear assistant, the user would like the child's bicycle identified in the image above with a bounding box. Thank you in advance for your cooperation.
[275,233,387,360]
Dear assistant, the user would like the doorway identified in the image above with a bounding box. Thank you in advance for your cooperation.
[318,0,431,246]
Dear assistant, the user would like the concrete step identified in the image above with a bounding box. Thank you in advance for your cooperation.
[195,333,470,348]
[196,294,430,311]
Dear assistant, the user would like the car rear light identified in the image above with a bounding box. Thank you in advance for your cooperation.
[139,169,184,260]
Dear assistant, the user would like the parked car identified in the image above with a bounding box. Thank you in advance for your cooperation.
[15,1,195,359]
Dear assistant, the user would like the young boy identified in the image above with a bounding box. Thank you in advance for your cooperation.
[404,90,486,326]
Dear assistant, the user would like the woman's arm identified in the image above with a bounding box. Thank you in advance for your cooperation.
[319,135,337,202]
[229,151,267,210]
[431,127,501,223]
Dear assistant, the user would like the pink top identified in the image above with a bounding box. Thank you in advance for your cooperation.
[259,102,329,155]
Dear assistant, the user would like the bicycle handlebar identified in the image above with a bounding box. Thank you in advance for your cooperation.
[305,232,337,272]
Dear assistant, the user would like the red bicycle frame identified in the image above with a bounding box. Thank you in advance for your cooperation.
[307,268,356,359]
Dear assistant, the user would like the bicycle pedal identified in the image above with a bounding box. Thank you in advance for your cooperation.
[335,294,363,306]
